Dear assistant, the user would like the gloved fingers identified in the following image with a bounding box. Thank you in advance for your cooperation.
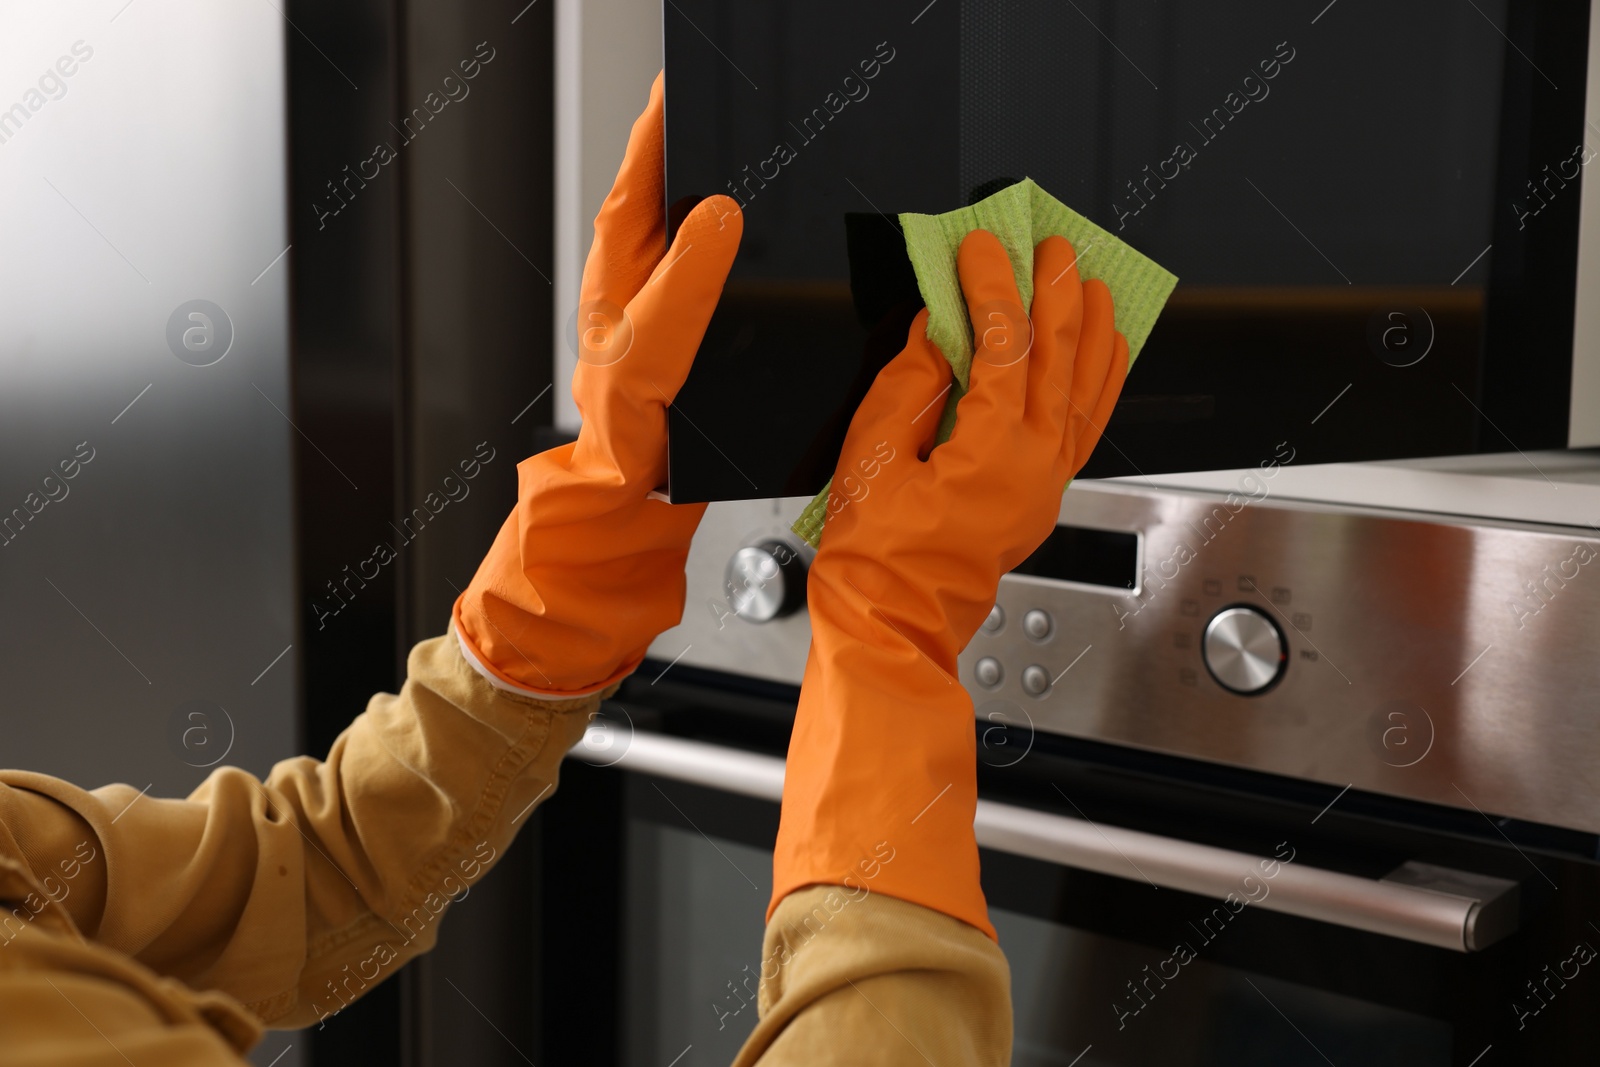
[1062,280,1117,451]
[1025,236,1086,439]
[837,310,951,480]
[946,229,1030,455]
[568,192,740,487]
[614,193,744,403]
[1066,328,1129,474]
[578,71,668,317]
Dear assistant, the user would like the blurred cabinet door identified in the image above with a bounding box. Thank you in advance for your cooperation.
[0,6,297,1059]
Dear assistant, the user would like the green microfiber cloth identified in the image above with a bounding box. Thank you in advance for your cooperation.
[792,177,1178,548]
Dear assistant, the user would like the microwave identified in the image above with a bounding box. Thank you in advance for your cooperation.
[660,0,1600,503]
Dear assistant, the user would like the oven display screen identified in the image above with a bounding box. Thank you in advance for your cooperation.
[1013,525,1139,592]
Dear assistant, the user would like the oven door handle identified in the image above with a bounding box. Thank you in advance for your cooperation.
[570,730,1519,952]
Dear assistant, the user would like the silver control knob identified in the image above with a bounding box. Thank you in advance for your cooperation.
[981,605,1006,634]
[725,539,807,623]
[1023,609,1053,641]
[974,657,1003,688]
[1021,664,1051,696]
[1202,606,1287,694]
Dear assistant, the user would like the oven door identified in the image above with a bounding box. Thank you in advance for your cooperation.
[532,672,1600,1066]
[662,0,1600,503]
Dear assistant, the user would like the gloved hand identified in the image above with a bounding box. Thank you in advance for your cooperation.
[453,73,742,696]
[770,230,1128,937]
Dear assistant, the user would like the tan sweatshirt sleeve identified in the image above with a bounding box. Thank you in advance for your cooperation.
[733,886,1013,1066]
[0,630,599,1034]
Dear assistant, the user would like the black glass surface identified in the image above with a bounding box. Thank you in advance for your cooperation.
[1014,524,1141,590]
[664,0,1590,502]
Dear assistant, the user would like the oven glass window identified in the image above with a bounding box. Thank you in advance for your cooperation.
[624,823,771,1063]
[621,803,1452,1065]
[997,909,1452,1066]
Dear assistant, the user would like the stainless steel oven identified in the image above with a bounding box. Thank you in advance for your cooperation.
[532,465,1600,1066]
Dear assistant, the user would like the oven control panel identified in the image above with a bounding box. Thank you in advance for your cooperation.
[956,481,1600,836]
[650,496,819,687]
[653,484,1600,836]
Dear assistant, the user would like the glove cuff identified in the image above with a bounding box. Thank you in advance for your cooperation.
[451,618,637,701]
[770,634,995,941]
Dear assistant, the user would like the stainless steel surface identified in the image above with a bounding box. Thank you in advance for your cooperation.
[974,802,1518,954]
[1380,861,1520,952]
[572,726,787,800]
[725,540,807,623]
[0,4,297,797]
[974,657,1003,689]
[1202,606,1286,694]
[1115,449,1600,529]
[2,10,301,1066]
[964,480,1600,835]
[571,731,1518,952]
[655,482,1600,834]
[982,605,1006,633]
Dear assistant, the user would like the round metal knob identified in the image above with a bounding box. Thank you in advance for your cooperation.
[1023,609,1053,641]
[974,657,1003,688]
[981,605,1006,634]
[1203,606,1287,695]
[724,539,806,623]
[1021,664,1051,697]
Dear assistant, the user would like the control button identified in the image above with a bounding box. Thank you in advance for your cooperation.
[982,605,1005,634]
[724,539,807,623]
[1021,664,1051,696]
[1202,606,1287,695]
[1022,610,1053,641]
[974,657,1003,688]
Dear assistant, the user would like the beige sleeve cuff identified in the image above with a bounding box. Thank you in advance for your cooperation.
[733,886,1013,1066]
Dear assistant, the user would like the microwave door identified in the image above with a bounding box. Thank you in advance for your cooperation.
[663,0,1593,502]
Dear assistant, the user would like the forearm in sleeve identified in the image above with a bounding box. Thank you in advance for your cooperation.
[0,630,598,1028]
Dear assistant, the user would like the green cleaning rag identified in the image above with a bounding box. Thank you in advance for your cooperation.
[791,177,1179,548]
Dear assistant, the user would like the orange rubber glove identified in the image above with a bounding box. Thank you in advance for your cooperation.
[770,230,1128,938]
[453,74,743,696]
